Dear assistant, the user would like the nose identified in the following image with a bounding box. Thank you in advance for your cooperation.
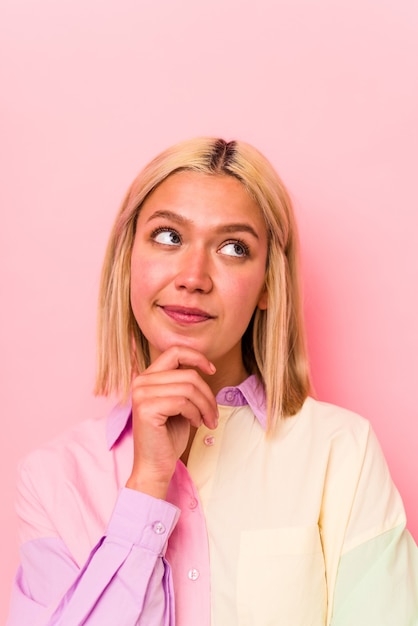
[174,246,213,293]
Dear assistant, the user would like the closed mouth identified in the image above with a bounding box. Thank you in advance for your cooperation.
[159,305,215,324]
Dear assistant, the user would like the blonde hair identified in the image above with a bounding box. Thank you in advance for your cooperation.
[95,137,311,432]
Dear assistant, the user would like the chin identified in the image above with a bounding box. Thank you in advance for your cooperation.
[152,336,212,357]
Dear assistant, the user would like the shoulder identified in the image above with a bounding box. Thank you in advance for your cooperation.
[15,412,126,551]
[291,397,390,480]
[17,414,112,514]
[300,397,405,519]
[302,396,368,429]
[292,396,372,450]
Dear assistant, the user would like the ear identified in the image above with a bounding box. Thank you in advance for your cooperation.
[257,286,268,311]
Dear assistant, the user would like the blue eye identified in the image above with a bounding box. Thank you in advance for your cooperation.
[152,227,181,246]
[219,241,249,257]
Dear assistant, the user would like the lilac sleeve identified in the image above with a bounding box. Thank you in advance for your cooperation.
[7,488,180,626]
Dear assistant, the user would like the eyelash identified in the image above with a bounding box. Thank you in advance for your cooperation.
[150,227,250,257]
[220,239,250,257]
[151,226,182,243]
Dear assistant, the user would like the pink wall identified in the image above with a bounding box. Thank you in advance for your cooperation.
[1,0,417,619]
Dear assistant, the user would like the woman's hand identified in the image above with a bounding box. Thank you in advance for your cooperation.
[125,346,218,499]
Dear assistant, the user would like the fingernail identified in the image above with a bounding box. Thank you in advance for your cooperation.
[209,362,216,373]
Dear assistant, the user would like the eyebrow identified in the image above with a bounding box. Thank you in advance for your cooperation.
[146,210,260,239]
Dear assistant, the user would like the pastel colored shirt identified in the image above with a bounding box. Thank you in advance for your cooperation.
[7,375,418,625]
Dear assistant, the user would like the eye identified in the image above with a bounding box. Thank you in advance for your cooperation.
[218,240,250,258]
[151,227,182,246]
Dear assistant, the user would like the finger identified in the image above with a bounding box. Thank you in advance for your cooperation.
[133,367,218,424]
[145,346,216,376]
[133,380,218,429]
[134,367,216,399]
[135,394,205,430]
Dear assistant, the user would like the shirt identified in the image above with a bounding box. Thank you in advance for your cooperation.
[7,375,418,625]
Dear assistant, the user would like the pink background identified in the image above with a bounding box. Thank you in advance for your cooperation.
[1,0,417,619]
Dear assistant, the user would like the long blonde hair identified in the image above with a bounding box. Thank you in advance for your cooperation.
[95,137,311,432]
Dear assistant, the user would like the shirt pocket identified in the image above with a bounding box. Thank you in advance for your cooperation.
[236,526,327,626]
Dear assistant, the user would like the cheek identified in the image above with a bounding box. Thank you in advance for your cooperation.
[232,263,266,295]
[130,255,162,296]
[223,272,265,314]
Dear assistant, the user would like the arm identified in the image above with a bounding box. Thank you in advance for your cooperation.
[8,347,218,626]
[329,425,418,625]
[8,484,179,626]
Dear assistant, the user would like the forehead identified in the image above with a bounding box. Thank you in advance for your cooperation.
[139,170,266,228]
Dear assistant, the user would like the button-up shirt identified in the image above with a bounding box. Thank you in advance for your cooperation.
[7,376,418,625]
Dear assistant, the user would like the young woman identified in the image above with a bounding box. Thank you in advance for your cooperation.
[7,138,418,625]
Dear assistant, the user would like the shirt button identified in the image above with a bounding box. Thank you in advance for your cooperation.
[225,390,235,402]
[189,497,198,510]
[152,522,166,535]
[188,568,200,581]
[204,435,215,446]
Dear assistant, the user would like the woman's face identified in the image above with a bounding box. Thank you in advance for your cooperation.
[130,170,268,383]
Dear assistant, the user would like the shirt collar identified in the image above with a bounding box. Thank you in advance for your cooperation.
[215,374,267,429]
[106,374,267,450]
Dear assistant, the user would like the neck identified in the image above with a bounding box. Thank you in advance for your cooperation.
[202,361,248,396]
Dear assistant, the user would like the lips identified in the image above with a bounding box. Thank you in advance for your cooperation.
[159,305,215,324]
